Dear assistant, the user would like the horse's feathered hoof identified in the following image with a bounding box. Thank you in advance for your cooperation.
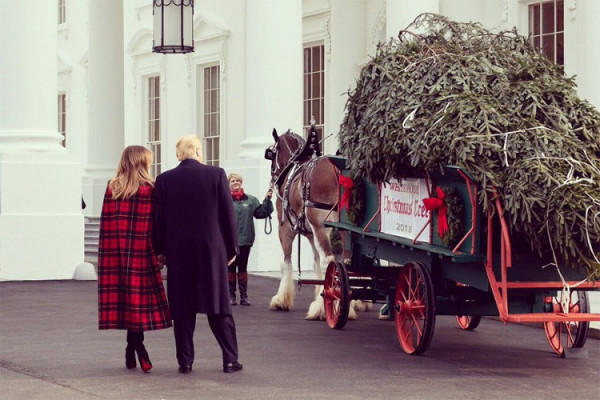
[353,300,372,312]
[269,295,292,311]
[305,298,325,321]
[304,314,322,320]
[348,306,358,320]
[270,305,290,311]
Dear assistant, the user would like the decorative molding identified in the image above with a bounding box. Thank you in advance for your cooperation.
[185,53,192,86]
[193,14,230,46]
[130,58,138,96]
[500,0,509,22]
[58,24,68,40]
[324,18,332,62]
[368,1,386,56]
[126,28,153,56]
[567,0,577,20]
[160,55,167,92]
[80,53,89,104]
[219,39,227,80]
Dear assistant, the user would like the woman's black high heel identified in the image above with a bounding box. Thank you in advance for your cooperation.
[125,345,137,369]
[136,344,152,372]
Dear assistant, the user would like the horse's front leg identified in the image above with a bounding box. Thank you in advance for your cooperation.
[269,224,296,311]
[305,234,326,320]
[304,219,340,320]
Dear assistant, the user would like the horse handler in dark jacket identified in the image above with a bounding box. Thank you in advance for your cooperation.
[152,135,243,375]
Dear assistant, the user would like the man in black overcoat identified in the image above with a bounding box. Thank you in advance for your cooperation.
[153,135,243,374]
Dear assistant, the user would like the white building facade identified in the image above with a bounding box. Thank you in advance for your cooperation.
[1,0,598,281]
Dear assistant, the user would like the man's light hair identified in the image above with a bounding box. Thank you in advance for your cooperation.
[176,135,203,161]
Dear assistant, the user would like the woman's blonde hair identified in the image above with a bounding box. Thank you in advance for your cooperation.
[176,135,203,162]
[228,173,243,183]
[109,145,154,199]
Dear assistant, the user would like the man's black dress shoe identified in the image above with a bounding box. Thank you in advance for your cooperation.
[223,361,243,373]
[178,365,192,374]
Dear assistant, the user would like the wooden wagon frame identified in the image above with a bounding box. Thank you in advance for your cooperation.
[315,156,600,356]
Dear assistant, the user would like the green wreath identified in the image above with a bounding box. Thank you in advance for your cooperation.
[431,185,464,249]
[346,175,366,226]
[329,228,343,255]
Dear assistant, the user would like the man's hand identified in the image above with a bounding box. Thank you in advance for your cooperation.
[266,188,273,199]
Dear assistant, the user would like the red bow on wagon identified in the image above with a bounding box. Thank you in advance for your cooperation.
[423,186,449,238]
[338,175,354,210]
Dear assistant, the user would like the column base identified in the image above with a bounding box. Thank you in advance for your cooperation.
[0,153,84,281]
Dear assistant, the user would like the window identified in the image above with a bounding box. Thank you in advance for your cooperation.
[58,0,66,24]
[529,0,564,65]
[303,44,325,139]
[58,93,66,147]
[147,76,161,177]
[203,65,220,166]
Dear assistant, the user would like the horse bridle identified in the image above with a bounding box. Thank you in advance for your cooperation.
[265,131,305,187]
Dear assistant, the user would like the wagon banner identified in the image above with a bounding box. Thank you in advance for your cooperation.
[380,178,431,242]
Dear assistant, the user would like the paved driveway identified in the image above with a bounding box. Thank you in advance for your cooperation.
[1,276,598,399]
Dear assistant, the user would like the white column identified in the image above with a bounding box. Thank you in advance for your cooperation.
[328,0,367,154]
[83,0,125,217]
[227,0,302,272]
[573,0,600,108]
[241,0,303,159]
[0,1,84,280]
[386,0,440,38]
[0,1,64,151]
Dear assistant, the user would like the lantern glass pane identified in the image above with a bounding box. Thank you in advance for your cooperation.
[183,5,193,47]
[153,6,162,45]
[163,5,183,46]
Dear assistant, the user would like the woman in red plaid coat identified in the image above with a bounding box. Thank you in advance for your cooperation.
[98,146,172,373]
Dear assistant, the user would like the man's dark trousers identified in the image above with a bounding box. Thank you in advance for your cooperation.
[174,314,239,367]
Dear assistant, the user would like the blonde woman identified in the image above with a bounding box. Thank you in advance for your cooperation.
[98,145,172,373]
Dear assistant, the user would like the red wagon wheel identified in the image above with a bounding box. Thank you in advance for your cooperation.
[324,261,350,329]
[394,262,436,355]
[543,290,589,355]
[456,315,481,330]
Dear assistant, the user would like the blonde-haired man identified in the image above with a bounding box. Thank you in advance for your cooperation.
[153,135,243,374]
[175,134,203,162]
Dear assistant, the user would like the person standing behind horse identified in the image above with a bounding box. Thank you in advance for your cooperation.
[97,145,172,373]
[227,173,274,306]
[152,135,243,374]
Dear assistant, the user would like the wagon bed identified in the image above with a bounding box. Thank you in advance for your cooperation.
[320,156,600,356]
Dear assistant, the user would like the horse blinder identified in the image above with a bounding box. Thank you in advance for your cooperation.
[264,148,275,161]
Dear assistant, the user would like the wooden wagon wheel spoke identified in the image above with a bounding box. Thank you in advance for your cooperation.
[394,263,436,355]
[543,290,590,355]
[324,262,350,330]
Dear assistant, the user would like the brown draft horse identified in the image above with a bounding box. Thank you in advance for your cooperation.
[265,127,363,320]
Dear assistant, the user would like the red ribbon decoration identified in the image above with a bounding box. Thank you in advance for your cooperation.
[422,186,449,238]
[338,175,354,210]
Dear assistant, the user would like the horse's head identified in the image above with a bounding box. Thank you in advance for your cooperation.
[264,128,305,184]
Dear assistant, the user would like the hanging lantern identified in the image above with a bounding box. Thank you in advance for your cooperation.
[153,0,194,54]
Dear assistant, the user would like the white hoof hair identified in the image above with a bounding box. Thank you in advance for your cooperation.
[305,296,325,320]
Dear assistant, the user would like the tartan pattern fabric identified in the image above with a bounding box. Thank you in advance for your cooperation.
[98,184,172,331]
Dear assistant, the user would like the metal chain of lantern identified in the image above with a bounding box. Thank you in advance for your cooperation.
[153,0,194,54]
